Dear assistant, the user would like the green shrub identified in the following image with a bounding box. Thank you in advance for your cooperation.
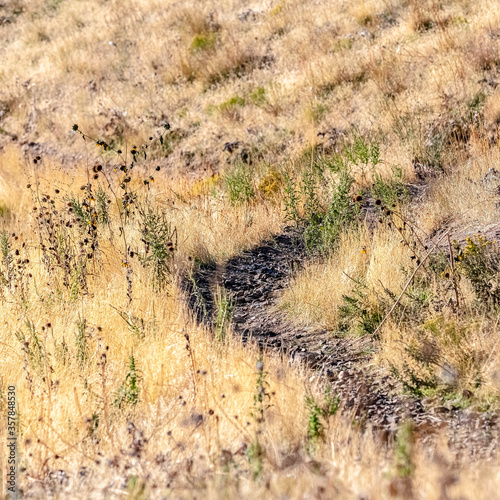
[344,132,381,169]
[114,354,140,409]
[283,171,300,224]
[372,165,409,206]
[137,209,177,291]
[305,169,358,251]
[338,283,384,337]
[305,386,339,445]
[224,163,255,204]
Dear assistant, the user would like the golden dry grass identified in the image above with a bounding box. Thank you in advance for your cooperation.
[279,225,411,330]
[1,0,500,498]
[0,0,498,175]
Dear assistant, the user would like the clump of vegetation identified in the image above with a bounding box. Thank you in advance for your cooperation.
[389,422,416,497]
[250,86,266,106]
[304,168,357,251]
[454,236,500,307]
[338,281,384,337]
[219,95,245,112]
[305,386,339,446]
[190,32,217,53]
[258,165,283,198]
[224,162,255,204]
[214,286,233,343]
[284,133,391,252]
[114,354,141,409]
[137,208,177,291]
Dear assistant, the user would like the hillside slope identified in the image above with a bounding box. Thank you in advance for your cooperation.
[1,0,500,499]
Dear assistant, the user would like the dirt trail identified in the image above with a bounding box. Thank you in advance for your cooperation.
[180,227,498,454]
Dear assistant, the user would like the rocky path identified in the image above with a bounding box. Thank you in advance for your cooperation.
[180,227,498,454]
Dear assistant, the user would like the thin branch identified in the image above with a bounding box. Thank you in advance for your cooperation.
[372,230,450,337]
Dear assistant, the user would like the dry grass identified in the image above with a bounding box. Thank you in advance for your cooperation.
[0,0,499,175]
[279,226,411,330]
[1,0,500,497]
[419,133,500,235]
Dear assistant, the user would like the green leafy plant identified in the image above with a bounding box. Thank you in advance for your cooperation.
[250,86,266,106]
[114,354,140,409]
[344,132,381,169]
[190,32,217,53]
[395,421,415,478]
[372,165,409,207]
[306,169,357,251]
[388,421,416,497]
[224,163,255,204]
[305,386,339,446]
[251,359,271,424]
[138,208,177,291]
[338,283,384,337]
[219,95,246,112]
